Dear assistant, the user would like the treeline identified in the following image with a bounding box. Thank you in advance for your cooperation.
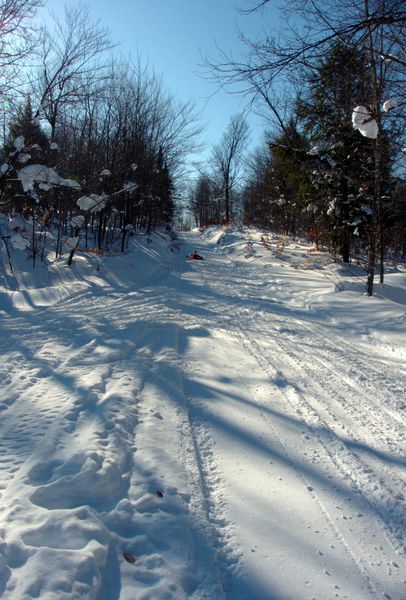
[242,42,405,266]
[0,2,200,257]
[191,0,405,295]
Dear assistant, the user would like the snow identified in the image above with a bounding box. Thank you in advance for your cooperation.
[383,98,399,113]
[17,153,31,164]
[0,226,405,600]
[14,136,25,151]
[352,106,379,139]
[10,233,30,250]
[65,236,80,249]
[123,182,138,193]
[17,165,81,193]
[71,215,85,228]
[77,194,108,213]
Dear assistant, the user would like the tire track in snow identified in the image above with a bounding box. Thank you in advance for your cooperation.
[180,363,240,596]
[201,257,405,514]
[219,321,406,599]
[185,258,380,597]
[240,328,406,547]
[190,245,406,599]
[170,258,248,597]
[231,327,406,589]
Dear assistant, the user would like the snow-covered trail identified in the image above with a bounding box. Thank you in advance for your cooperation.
[0,228,405,600]
[177,232,406,600]
[0,245,225,599]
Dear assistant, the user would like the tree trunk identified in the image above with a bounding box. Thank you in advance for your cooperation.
[339,176,350,263]
[367,134,382,297]
[225,186,230,223]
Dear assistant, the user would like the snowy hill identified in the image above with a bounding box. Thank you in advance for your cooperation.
[0,226,405,600]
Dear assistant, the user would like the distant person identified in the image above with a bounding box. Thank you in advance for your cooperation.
[188,250,203,260]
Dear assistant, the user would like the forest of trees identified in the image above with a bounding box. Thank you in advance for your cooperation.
[0,0,405,295]
[0,2,201,262]
[194,0,405,295]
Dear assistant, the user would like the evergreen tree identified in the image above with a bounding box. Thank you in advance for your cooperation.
[243,120,311,236]
[5,97,48,154]
[298,42,379,262]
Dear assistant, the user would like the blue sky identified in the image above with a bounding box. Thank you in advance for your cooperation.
[49,0,279,165]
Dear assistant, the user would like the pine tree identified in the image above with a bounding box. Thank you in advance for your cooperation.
[265,121,311,236]
[5,97,48,154]
[298,42,378,262]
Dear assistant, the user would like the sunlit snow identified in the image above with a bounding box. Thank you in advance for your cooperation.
[352,106,379,139]
[0,227,405,600]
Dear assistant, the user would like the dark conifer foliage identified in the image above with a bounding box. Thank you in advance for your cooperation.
[5,97,48,154]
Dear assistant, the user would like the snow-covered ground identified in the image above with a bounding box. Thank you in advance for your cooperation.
[0,225,405,600]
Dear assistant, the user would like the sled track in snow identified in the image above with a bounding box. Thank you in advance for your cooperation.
[192,251,406,598]
[239,307,406,485]
[206,261,406,554]
[268,326,406,468]
[179,387,233,598]
[237,328,406,553]
[203,257,405,467]
[269,315,406,427]
[199,264,405,459]
[207,323,385,600]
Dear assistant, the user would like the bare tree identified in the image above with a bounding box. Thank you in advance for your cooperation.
[206,0,405,294]
[209,113,249,223]
[34,4,115,140]
[0,0,42,142]
[0,0,41,75]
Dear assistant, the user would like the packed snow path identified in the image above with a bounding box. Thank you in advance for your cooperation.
[0,228,405,600]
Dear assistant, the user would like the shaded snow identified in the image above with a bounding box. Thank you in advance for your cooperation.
[0,227,405,600]
[77,194,108,213]
[17,165,81,193]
